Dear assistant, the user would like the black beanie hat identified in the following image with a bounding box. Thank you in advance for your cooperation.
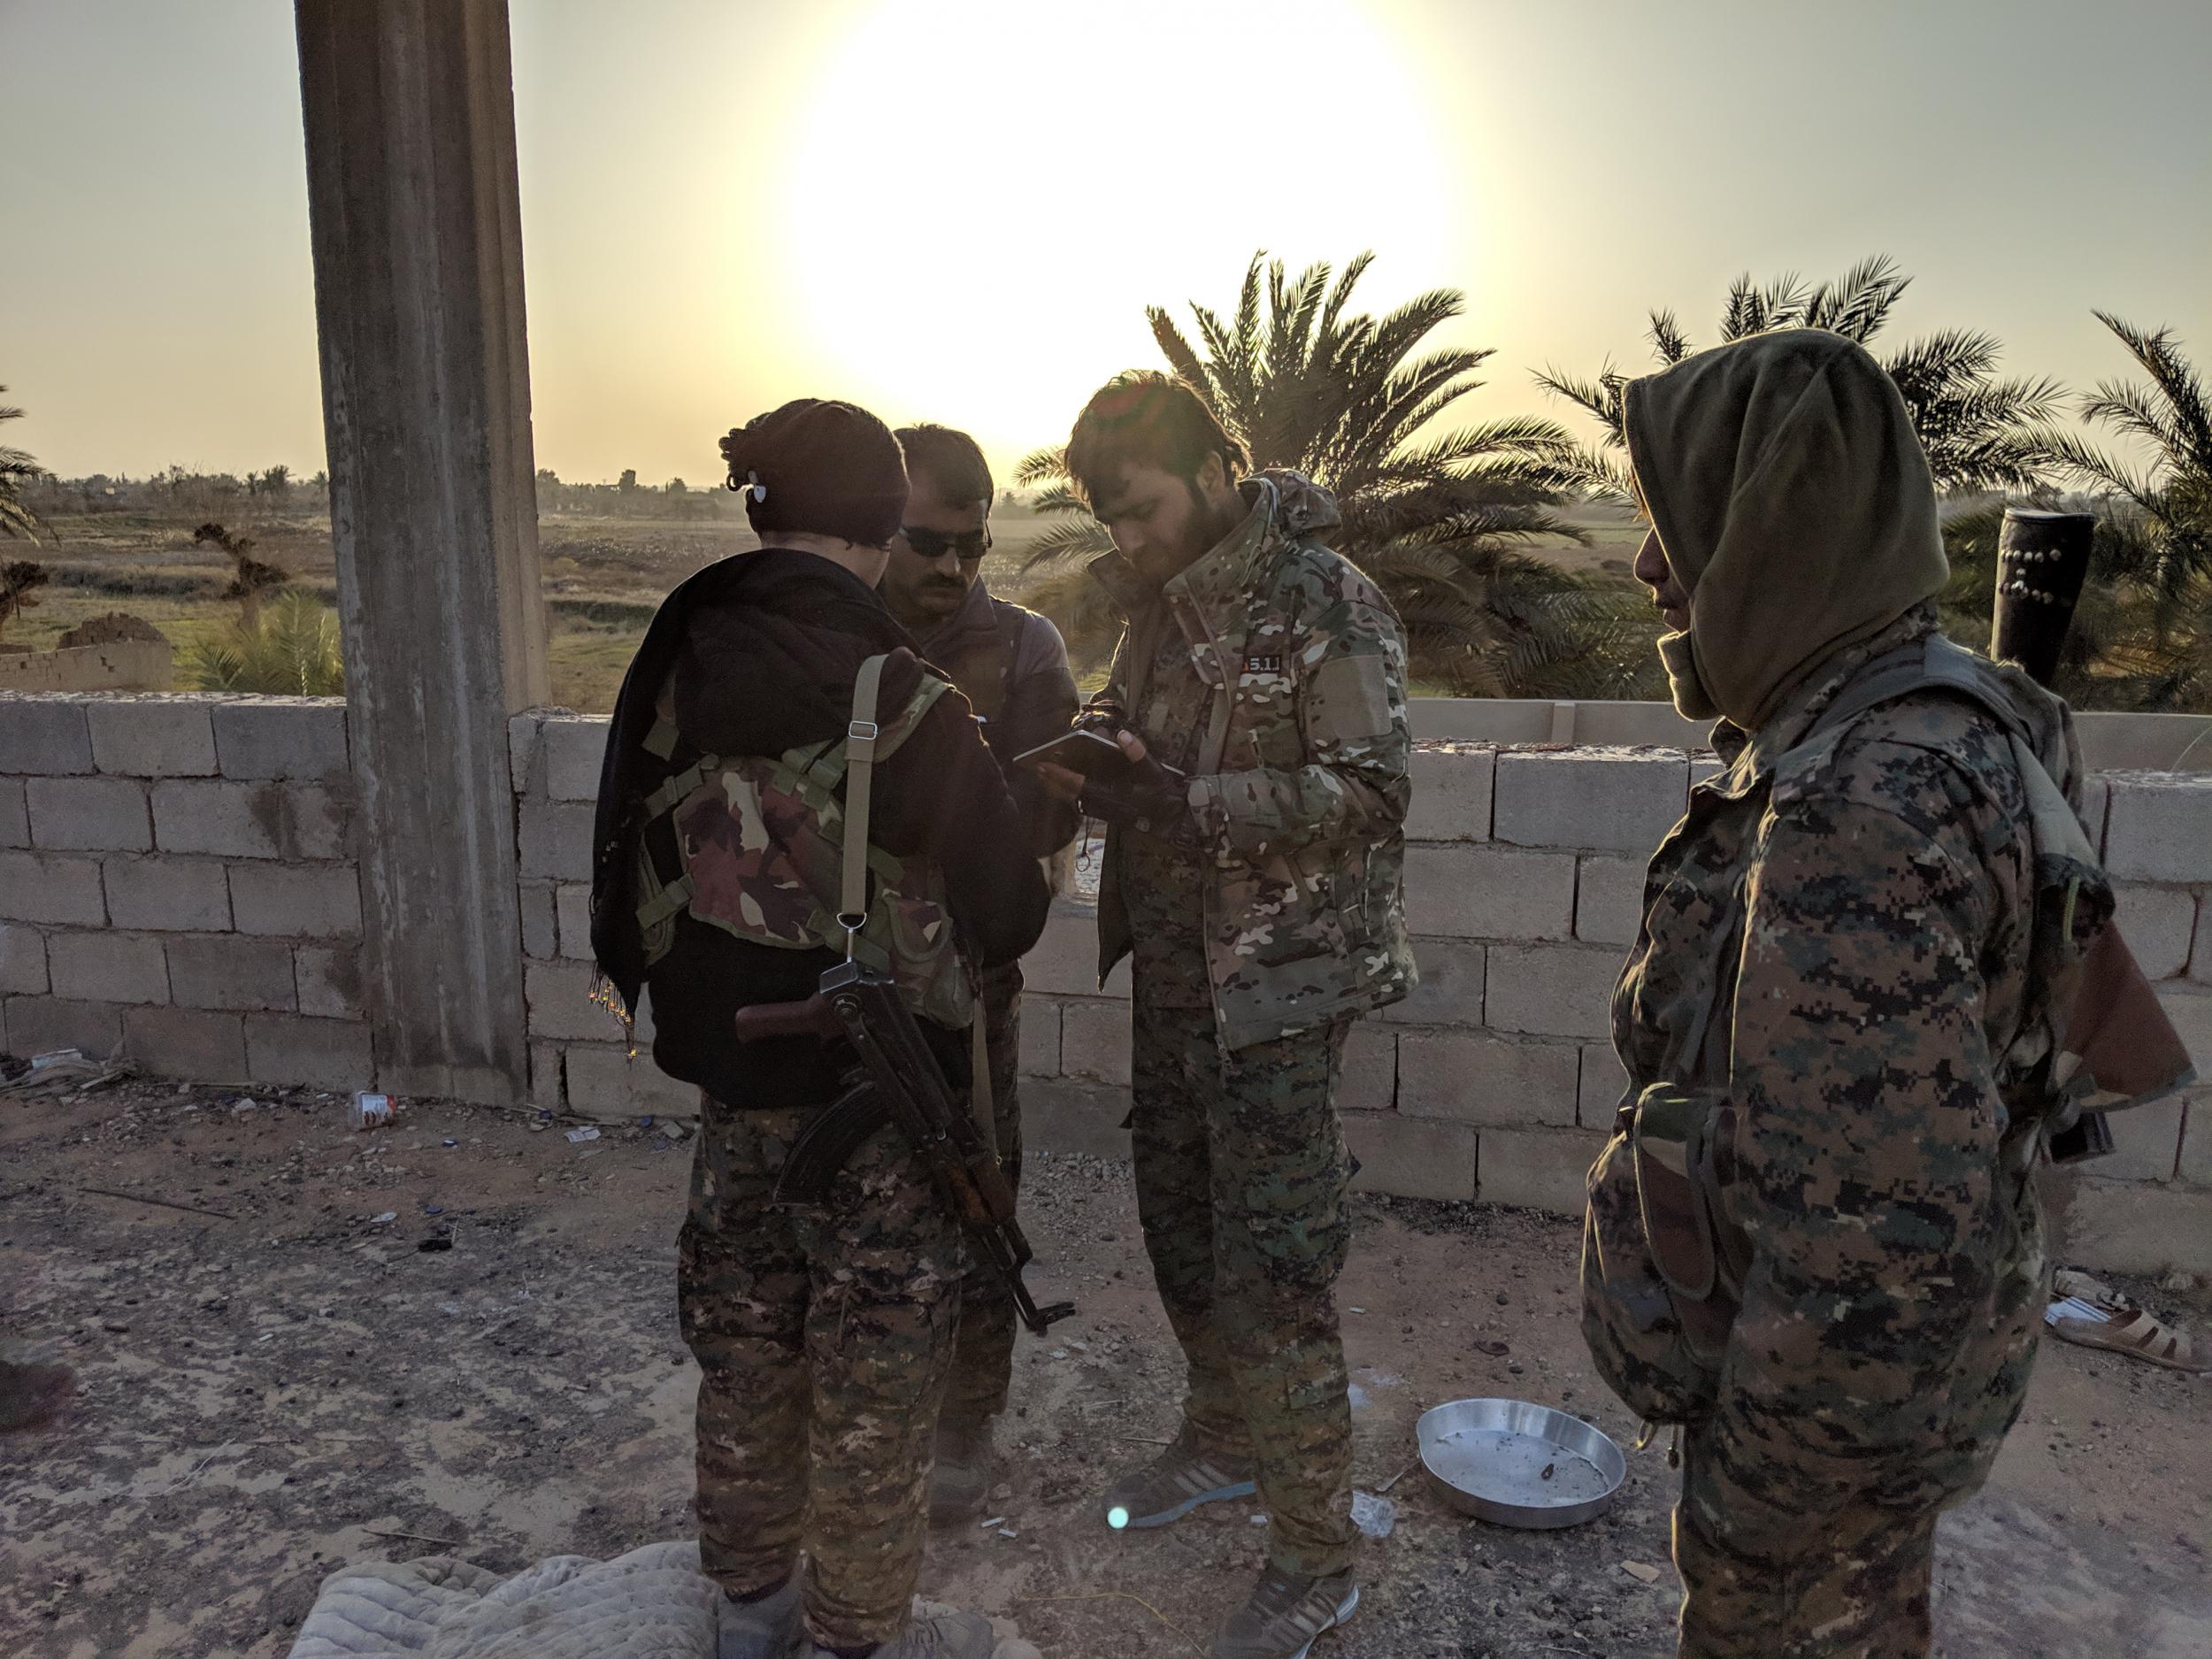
[718,398,909,549]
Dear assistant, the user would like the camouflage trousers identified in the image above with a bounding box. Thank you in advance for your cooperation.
[1129,995,1356,1578]
[679,1093,963,1650]
[1672,1420,1939,1658]
[941,960,1026,1426]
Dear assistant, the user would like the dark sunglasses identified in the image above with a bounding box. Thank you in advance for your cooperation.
[900,526,991,562]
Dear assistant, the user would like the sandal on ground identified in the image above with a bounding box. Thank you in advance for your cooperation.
[2047,1280,2208,1374]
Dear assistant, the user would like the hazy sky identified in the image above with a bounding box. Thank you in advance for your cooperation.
[4,0,2208,488]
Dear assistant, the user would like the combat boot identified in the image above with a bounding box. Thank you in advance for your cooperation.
[929,1415,995,1523]
[716,1568,803,1659]
[1210,1565,1358,1659]
[1101,1425,1256,1531]
[806,1608,997,1656]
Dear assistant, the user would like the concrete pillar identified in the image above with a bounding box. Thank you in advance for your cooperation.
[295,0,548,1101]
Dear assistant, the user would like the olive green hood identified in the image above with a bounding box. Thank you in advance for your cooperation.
[1621,328,1950,728]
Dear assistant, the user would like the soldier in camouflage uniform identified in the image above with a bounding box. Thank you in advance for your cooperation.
[877,423,1082,1517]
[1580,332,2113,1658]
[1035,373,1416,1659]
[590,400,1048,1659]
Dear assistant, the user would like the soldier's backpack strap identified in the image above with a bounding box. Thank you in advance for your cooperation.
[835,654,890,950]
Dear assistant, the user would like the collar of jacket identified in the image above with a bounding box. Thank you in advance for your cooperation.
[1085,475,1282,627]
[1704,604,1940,796]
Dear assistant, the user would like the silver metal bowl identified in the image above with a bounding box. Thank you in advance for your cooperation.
[1417,1397,1626,1529]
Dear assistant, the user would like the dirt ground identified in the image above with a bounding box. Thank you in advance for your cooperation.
[3,1077,2208,1659]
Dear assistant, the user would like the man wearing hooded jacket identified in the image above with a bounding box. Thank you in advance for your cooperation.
[1579,330,2114,1658]
[590,398,1049,1659]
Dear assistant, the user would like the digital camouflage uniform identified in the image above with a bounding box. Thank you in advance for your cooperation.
[1092,472,1415,1578]
[1597,609,2109,1658]
[913,580,1082,1427]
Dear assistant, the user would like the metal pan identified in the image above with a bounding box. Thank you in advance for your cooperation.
[1417,1397,1626,1529]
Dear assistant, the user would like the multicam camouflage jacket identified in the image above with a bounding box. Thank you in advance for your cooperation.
[1090,471,1417,1051]
[1585,606,2113,1494]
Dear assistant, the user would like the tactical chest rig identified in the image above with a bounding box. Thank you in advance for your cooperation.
[631,655,974,1032]
[1582,634,2126,1426]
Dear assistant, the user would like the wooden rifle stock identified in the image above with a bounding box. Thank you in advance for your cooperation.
[732,994,846,1044]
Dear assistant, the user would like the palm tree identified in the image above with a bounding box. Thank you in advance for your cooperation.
[194,521,291,630]
[190,589,346,695]
[1018,252,1655,696]
[1,386,50,543]
[2025,314,2212,710]
[1536,256,2064,497]
[0,558,50,645]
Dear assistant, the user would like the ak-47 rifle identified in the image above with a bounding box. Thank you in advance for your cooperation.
[733,979,1075,1337]
[1991,508,2198,1160]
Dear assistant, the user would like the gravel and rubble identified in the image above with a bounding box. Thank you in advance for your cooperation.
[3,1075,2208,1658]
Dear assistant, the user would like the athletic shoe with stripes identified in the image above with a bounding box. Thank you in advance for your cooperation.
[1210,1566,1359,1659]
[1100,1429,1256,1531]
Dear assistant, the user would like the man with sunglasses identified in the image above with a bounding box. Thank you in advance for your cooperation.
[883,423,1082,1522]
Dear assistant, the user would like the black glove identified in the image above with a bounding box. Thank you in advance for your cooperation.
[1080,750,1194,841]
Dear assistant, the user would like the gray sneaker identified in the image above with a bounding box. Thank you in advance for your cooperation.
[1101,1429,1256,1531]
[1210,1566,1358,1659]
[929,1416,994,1524]
[717,1569,803,1659]
[806,1608,997,1656]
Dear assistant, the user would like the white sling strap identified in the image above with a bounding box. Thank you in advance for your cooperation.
[838,654,996,1156]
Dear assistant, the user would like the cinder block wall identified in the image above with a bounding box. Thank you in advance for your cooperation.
[0,693,371,1090]
[9,692,2210,1271]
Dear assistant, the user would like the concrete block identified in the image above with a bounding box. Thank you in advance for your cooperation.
[556,883,594,959]
[518,796,595,880]
[284,784,356,860]
[104,856,232,932]
[0,779,25,847]
[0,850,106,926]
[1381,938,1484,1026]
[2179,1096,2209,1187]
[211,697,349,780]
[508,711,543,795]
[1405,745,1494,842]
[1477,1125,1606,1215]
[150,780,280,858]
[1340,1022,1397,1113]
[1405,844,1575,941]
[1,922,49,995]
[295,945,365,1021]
[2050,1172,2212,1276]
[2103,773,2212,884]
[1575,855,1648,947]
[4,995,123,1059]
[26,776,151,851]
[518,881,557,960]
[47,931,170,1005]
[1486,944,1621,1039]
[2114,886,2195,981]
[541,715,610,802]
[2195,897,2212,986]
[87,699,219,776]
[230,864,362,937]
[122,1006,247,1080]
[1061,998,1132,1086]
[1018,997,1062,1077]
[1344,1111,1477,1202]
[244,1013,373,1089]
[0,696,94,774]
[1397,1029,1578,1126]
[564,1043,697,1121]
[165,933,297,1012]
[1021,1077,1135,1162]
[528,1041,565,1112]
[2096,1094,2185,1183]
[1022,905,1129,998]
[1578,1042,1630,1127]
[2160,983,2212,1074]
[526,957,622,1041]
[1494,748,1688,855]
[1689,756,1724,787]
[2077,775,2110,854]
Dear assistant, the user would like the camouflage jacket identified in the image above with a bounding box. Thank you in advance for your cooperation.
[1091,472,1416,1050]
[1608,606,2110,1490]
